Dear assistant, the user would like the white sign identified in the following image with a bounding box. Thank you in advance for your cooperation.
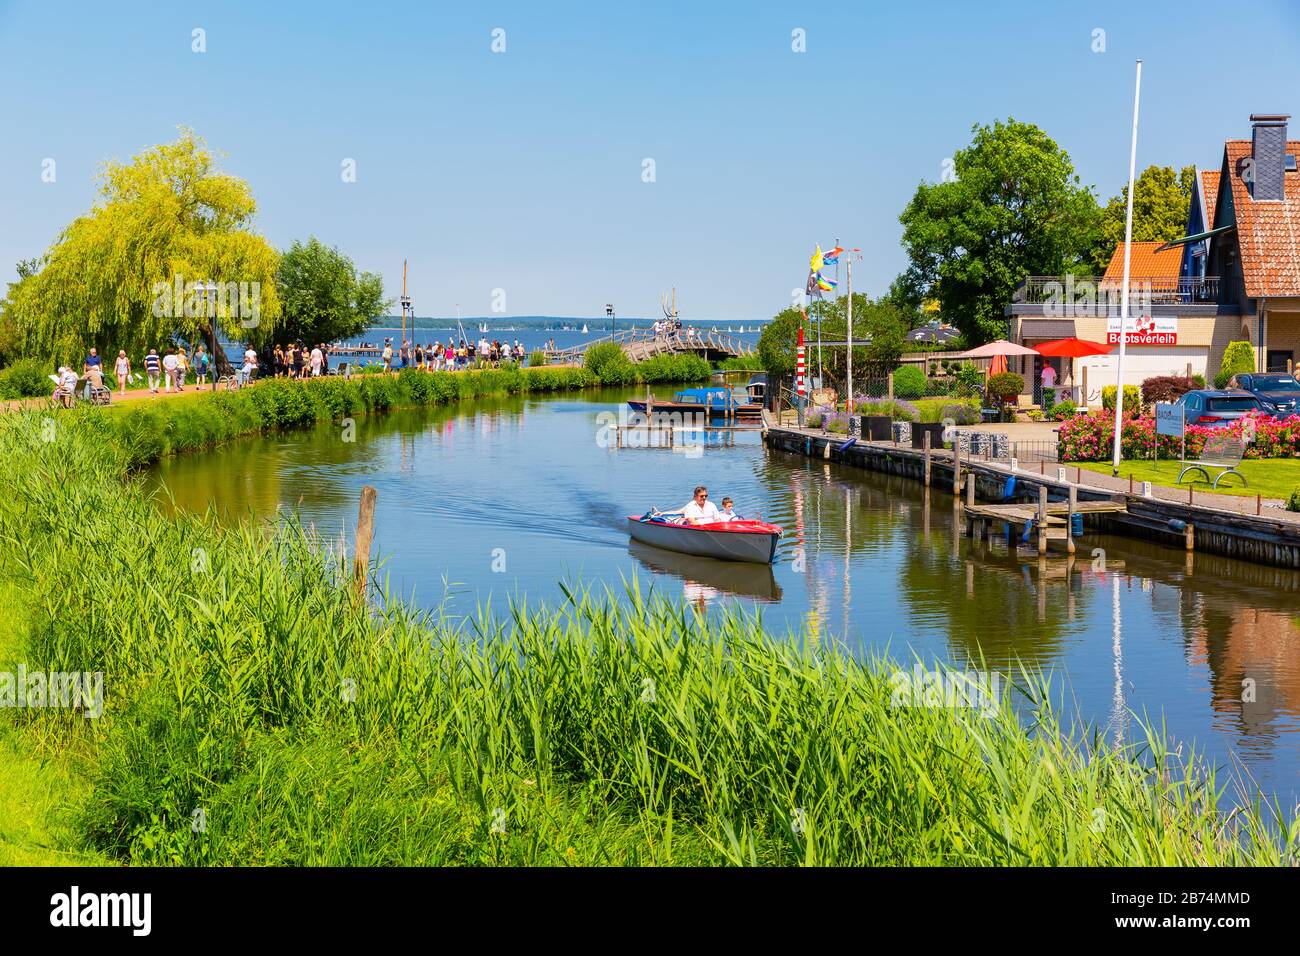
[1155,402,1185,437]
[1107,313,1177,345]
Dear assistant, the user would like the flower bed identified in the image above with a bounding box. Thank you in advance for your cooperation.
[1057,411,1300,461]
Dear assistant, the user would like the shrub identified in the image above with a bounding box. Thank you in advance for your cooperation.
[857,399,920,421]
[1052,399,1077,421]
[0,358,54,399]
[939,403,981,426]
[987,372,1024,401]
[1101,385,1142,414]
[637,353,711,384]
[1141,375,1195,406]
[528,351,547,368]
[1191,373,1207,389]
[952,363,982,396]
[1288,489,1300,513]
[893,365,928,399]
[1214,341,1255,388]
[583,342,634,383]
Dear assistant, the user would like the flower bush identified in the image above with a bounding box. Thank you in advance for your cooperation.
[1057,410,1300,461]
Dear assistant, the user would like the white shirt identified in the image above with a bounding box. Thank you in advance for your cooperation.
[1041,366,1057,386]
[311,348,323,367]
[717,509,737,523]
[162,354,178,370]
[682,500,720,523]
[245,349,258,365]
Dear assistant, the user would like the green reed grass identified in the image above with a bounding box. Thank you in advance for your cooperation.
[0,409,1294,865]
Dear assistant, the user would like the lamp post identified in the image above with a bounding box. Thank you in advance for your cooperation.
[606,303,615,338]
[1112,60,1142,477]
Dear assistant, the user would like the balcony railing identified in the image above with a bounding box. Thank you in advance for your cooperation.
[1015,275,1221,307]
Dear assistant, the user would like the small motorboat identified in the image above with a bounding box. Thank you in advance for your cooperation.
[627,513,782,564]
[627,386,764,422]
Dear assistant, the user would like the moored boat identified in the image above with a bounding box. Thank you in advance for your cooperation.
[627,386,763,421]
[627,514,782,564]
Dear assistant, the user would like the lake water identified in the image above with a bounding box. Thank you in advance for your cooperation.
[144,386,1300,807]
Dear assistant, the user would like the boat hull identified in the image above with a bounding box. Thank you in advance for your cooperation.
[626,516,781,564]
[626,400,762,420]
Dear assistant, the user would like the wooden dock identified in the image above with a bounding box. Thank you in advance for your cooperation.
[962,486,1129,555]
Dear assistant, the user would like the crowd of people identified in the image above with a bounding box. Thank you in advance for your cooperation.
[375,337,528,373]
[51,344,218,406]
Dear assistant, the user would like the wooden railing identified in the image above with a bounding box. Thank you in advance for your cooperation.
[543,327,756,363]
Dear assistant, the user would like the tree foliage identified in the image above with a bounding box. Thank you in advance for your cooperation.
[898,118,1102,346]
[1091,165,1196,273]
[265,237,388,348]
[3,129,280,363]
[757,293,908,389]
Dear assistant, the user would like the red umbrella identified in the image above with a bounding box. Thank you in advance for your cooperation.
[1032,337,1112,357]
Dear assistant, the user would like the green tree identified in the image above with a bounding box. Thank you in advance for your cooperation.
[898,118,1102,345]
[0,258,42,364]
[3,129,280,366]
[1090,164,1196,272]
[266,237,389,349]
[757,293,907,391]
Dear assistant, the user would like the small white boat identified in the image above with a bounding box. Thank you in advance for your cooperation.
[581,323,589,333]
[627,514,782,564]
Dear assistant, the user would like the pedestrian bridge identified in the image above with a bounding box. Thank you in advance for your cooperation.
[543,327,756,364]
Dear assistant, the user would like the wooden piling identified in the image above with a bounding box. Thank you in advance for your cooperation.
[952,441,962,497]
[965,471,976,509]
[1037,485,1048,555]
[923,431,932,487]
[353,484,378,601]
[1067,485,1077,555]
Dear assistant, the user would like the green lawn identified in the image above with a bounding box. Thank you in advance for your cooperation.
[1069,458,1300,502]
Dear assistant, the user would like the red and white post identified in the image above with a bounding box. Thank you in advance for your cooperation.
[796,325,807,427]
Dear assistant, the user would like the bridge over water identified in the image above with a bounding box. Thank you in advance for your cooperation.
[543,327,757,365]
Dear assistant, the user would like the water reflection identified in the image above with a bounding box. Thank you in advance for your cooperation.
[144,387,1300,803]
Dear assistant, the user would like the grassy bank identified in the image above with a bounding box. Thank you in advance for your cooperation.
[0,409,1292,865]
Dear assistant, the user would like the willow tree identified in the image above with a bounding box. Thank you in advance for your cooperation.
[6,129,280,366]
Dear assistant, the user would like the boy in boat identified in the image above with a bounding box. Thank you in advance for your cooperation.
[717,497,738,522]
[656,485,719,525]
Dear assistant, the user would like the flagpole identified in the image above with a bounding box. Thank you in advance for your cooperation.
[845,254,853,415]
[1112,59,1142,477]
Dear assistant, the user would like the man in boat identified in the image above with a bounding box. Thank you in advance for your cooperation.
[656,486,719,525]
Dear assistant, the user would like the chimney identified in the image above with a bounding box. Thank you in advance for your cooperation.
[1249,113,1290,201]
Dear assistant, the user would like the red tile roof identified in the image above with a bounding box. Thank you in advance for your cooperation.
[1100,241,1184,287]
[1223,139,1300,296]
[1200,169,1220,228]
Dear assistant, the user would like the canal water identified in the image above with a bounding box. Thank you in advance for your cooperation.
[144,386,1300,806]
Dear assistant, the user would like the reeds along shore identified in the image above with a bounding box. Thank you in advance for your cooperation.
[0,398,1293,865]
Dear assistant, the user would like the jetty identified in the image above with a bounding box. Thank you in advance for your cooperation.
[762,420,1300,569]
[543,327,756,364]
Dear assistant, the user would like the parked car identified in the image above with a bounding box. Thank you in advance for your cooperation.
[1227,372,1300,415]
[1172,389,1266,427]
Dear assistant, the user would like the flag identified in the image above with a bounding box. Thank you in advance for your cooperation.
[822,246,843,265]
[809,245,824,273]
[816,272,836,292]
[806,272,823,300]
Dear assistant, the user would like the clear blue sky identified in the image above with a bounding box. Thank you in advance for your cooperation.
[2,0,1298,321]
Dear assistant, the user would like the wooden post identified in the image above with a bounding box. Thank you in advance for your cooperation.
[353,485,378,600]
[1037,484,1048,555]
[966,471,976,509]
[923,431,932,487]
[1067,485,1077,555]
[887,371,895,403]
[952,440,962,496]
[1184,522,1195,551]
[1081,366,1088,410]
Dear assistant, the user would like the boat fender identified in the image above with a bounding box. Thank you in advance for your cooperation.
[838,438,857,453]
[1167,518,1187,533]
[1002,476,1016,501]
[1021,518,1033,543]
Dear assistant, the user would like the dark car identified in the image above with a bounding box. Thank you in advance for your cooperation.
[1172,389,1266,427]
[1228,372,1300,416]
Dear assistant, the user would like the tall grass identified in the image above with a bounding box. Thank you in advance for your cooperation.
[0,410,1293,865]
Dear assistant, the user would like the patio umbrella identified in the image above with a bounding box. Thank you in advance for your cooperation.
[989,353,1007,376]
[953,339,1039,359]
[1032,337,1111,392]
[1031,337,1111,358]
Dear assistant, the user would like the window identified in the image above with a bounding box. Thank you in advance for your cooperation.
[1206,397,1262,412]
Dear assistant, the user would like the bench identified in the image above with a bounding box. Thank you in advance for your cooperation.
[1177,433,1247,489]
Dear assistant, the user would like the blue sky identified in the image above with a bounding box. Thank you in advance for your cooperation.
[2,0,1298,321]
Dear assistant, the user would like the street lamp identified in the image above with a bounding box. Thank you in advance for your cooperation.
[606,303,615,337]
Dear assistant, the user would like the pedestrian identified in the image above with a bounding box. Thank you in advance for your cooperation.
[161,348,178,392]
[310,343,323,377]
[144,348,161,394]
[195,345,210,386]
[114,350,131,397]
[382,339,393,373]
